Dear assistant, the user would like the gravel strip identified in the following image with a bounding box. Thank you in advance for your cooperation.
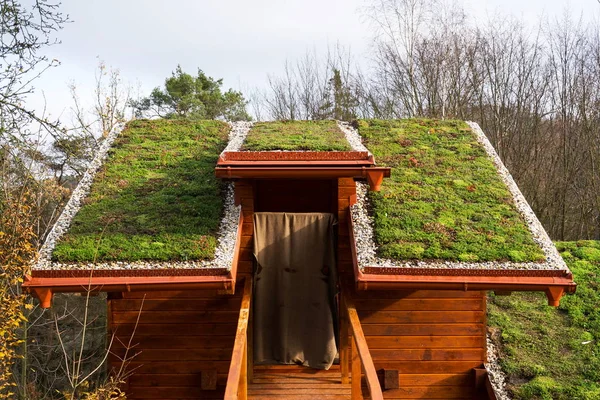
[337,120,370,153]
[35,123,244,271]
[222,120,253,153]
[486,335,511,400]
[351,123,569,271]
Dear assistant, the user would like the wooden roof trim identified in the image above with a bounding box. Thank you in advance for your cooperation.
[215,166,391,191]
[219,151,373,162]
[218,160,374,166]
[29,268,229,278]
[354,273,575,306]
[23,274,236,309]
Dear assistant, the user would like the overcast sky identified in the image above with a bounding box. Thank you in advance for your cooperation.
[29,0,599,124]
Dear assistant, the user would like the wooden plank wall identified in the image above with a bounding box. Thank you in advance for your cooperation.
[107,285,244,399]
[337,178,487,399]
[353,289,486,399]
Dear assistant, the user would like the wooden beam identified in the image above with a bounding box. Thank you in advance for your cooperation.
[215,166,391,180]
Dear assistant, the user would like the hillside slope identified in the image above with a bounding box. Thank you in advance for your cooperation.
[488,241,600,399]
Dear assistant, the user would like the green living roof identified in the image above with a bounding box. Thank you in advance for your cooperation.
[52,119,230,262]
[241,120,352,151]
[357,119,545,263]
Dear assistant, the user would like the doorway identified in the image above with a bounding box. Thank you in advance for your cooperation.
[252,211,338,370]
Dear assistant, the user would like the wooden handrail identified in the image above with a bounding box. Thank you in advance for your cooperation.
[342,285,384,400]
[225,277,252,400]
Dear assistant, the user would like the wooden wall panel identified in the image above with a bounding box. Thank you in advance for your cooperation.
[107,283,244,399]
[345,290,487,399]
[354,291,486,399]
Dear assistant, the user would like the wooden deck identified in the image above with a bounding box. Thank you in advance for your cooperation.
[248,365,352,399]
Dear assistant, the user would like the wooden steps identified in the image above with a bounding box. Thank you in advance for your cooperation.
[248,365,351,399]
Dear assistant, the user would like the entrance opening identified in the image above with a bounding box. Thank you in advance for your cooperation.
[252,211,338,370]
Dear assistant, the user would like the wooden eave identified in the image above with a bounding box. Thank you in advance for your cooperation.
[23,273,236,308]
[216,151,391,191]
[346,206,576,306]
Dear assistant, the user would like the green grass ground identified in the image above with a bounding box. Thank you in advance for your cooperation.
[242,120,352,151]
[356,119,544,262]
[52,119,230,262]
[488,241,600,399]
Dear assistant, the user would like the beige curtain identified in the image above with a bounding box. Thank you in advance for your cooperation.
[253,212,337,370]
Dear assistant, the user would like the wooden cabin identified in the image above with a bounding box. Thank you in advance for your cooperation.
[24,119,576,400]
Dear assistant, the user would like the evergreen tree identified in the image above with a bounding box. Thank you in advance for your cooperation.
[319,69,358,121]
[132,65,251,121]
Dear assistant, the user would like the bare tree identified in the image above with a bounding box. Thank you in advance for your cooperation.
[264,45,361,121]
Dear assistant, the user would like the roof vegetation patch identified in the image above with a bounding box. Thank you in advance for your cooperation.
[357,119,545,262]
[241,120,352,151]
[52,119,230,262]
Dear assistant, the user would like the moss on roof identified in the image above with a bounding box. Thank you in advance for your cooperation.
[52,119,230,262]
[241,120,352,151]
[357,119,545,262]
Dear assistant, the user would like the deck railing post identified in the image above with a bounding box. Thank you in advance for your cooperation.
[340,294,350,385]
[248,303,253,383]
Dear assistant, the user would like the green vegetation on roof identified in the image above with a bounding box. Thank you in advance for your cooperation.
[357,119,545,262]
[488,241,600,399]
[242,120,352,151]
[52,119,230,262]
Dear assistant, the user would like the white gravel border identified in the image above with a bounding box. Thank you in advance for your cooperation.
[34,122,251,271]
[222,120,253,153]
[486,335,511,400]
[348,121,569,272]
[337,120,370,153]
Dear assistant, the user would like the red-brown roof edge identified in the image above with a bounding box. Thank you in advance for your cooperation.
[22,273,236,309]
